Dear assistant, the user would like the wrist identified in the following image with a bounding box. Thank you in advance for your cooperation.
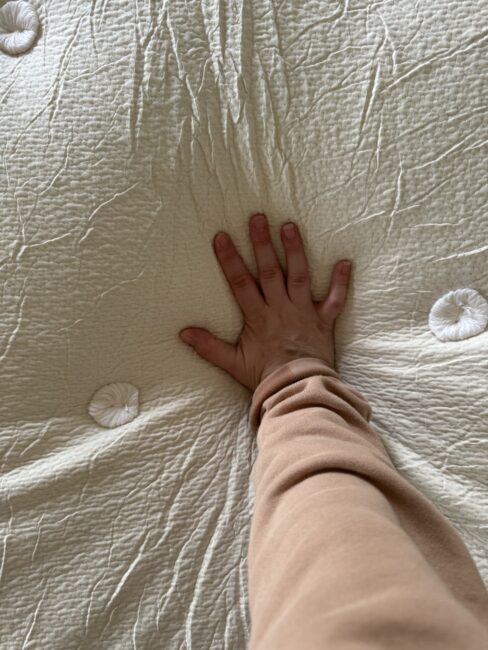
[260,355,335,384]
[251,357,341,434]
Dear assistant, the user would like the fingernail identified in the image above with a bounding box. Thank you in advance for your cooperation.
[341,260,352,274]
[215,233,230,250]
[283,222,295,239]
[180,330,194,344]
[253,214,267,230]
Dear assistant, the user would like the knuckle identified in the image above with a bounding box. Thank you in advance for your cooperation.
[289,272,309,287]
[260,265,280,281]
[329,297,342,311]
[232,272,252,289]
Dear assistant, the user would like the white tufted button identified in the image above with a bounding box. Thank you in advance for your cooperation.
[88,383,139,428]
[0,1,40,55]
[429,288,488,342]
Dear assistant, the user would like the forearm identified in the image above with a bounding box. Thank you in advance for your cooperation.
[247,357,488,649]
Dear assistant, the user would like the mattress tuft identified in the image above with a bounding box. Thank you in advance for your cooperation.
[0,0,39,55]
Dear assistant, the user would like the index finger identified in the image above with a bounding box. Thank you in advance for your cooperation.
[213,232,265,319]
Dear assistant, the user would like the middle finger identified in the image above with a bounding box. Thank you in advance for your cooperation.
[249,213,288,307]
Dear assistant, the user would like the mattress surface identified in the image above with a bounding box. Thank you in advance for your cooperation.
[1,0,487,647]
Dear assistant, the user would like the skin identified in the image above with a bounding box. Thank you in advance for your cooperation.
[179,213,352,391]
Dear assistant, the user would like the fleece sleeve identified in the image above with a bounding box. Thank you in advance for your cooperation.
[246,357,488,650]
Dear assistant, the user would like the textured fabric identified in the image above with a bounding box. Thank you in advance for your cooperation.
[248,357,488,649]
[2,0,488,646]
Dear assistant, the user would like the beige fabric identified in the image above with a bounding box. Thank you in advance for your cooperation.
[2,1,487,645]
[248,358,488,649]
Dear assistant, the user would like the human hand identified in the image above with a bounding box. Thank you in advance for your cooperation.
[179,213,352,391]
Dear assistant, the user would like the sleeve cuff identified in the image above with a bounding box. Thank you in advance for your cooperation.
[249,357,342,434]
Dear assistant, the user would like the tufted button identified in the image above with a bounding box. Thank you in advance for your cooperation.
[429,288,488,342]
[88,383,140,428]
[0,1,40,55]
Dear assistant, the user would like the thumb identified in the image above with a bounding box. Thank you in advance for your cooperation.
[179,328,238,377]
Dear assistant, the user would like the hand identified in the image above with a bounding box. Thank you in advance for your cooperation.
[179,213,352,391]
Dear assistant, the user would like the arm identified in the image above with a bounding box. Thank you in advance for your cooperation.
[248,356,488,649]
[179,212,488,649]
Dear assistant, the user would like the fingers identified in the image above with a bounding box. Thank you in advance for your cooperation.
[179,328,238,379]
[213,231,265,320]
[249,213,288,307]
[279,221,312,306]
[316,260,352,323]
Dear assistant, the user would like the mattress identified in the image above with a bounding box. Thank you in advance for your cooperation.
[1,0,487,647]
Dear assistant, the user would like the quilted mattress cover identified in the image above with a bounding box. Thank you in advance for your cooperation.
[1,0,487,647]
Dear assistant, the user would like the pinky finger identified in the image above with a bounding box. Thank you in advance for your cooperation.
[316,260,352,323]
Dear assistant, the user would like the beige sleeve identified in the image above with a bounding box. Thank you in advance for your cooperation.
[247,357,488,650]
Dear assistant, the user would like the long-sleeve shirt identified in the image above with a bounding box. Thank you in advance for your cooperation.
[247,357,488,649]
